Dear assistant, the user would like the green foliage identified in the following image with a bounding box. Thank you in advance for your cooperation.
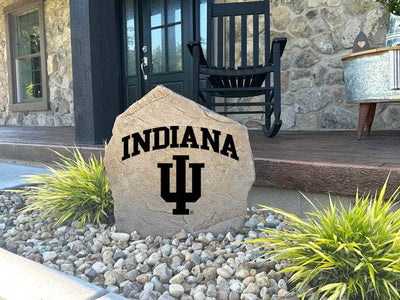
[376,0,400,15]
[18,147,113,228]
[247,180,400,300]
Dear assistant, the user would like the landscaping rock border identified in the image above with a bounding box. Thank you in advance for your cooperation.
[0,191,298,300]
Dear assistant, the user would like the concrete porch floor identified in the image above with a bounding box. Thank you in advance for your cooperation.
[0,126,399,216]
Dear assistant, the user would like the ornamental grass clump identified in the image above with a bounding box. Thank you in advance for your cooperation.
[18,147,113,228]
[248,180,400,300]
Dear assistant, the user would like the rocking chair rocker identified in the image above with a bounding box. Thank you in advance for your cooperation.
[188,0,287,137]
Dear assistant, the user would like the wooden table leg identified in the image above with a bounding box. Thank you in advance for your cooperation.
[357,103,376,140]
[365,103,376,136]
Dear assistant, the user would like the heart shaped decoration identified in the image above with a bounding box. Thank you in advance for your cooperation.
[358,41,366,48]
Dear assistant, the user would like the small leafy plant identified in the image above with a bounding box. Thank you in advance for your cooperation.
[248,180,400,300]
[18,147,113,228]
[376,0,400,15]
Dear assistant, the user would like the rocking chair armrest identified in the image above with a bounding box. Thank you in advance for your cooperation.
[187,41,209,66]
[267,37,287,64]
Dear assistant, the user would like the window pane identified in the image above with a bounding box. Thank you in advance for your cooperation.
[151,0,164,27]
[151,28,165,73]
[15,9,40,57]
[167,24,182,72]
[125,0,136,76]
[167,0,181,24]
[200,0,207,54]
[16,56,42,102]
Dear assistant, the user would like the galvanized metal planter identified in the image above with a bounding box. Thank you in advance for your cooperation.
[342,46,400,139]
[386,13,400,47]
[342,47,400,102]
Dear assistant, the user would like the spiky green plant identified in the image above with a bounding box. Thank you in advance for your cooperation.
[17,147,113,228]
[247,180,400,300]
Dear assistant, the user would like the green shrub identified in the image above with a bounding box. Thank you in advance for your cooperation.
[18,147,113,228]
[247,180,400,300]
[375,0,400,16]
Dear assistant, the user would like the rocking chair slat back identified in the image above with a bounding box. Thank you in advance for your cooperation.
[229,16,235,68]
[241,14,247,67]
[187,0,287,137]
[207,1,270,68]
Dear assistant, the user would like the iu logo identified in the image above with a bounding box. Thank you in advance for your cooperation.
[157,155,205,215]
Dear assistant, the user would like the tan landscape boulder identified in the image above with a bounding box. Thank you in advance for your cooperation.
[104,86,255,236]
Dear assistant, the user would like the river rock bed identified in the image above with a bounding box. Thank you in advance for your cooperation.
[0,191,298,300]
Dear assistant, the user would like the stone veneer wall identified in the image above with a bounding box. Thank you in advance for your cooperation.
[233,0,396,131]
[0,0,73,126]
[0,0,396,130]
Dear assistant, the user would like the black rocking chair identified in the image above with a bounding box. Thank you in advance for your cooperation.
[188,0,287,137]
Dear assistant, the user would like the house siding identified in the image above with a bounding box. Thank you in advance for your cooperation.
[0,0,73,126]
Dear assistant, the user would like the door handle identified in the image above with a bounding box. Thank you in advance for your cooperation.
[141,56,148,80]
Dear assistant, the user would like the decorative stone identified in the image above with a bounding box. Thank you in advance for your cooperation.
[104,270,119,285]
[217,266,234,279]
[190,253,201,265]
[235,263,250,279]
[153,262,173,283]
[242,282,259,294]
[289,16,312,38]
[111,232,130,242]
[175,229,187,241]
[319,106,357,129]
[193,292,206,300]
[192,242,203,251]
[278,278,288,291]
[281,0,305,14]
[147,252,161,265]
[82,270,96,281]
[169,270,189,284]
[342,19,362,49]
[92,261,107,274]
[42,251,57,262]
[161,244,172,257]
[105,86,255,237]
[229,281,245,294]
[272,7,290,31]
[125,269,140,281]
[158,294,175,300]
[294,87,333,114]
[203,267,217,281]
[311,33,336,54]
[296,113,318,131]
[136,274,148,284]
[169,284,184,297]
[293,48,320,69]
[113,258,124,269]
[114,251,128,260]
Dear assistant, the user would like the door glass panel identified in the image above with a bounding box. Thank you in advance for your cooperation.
[125,0,136,76]
[167,24,182,72]
[150,0,182,74]
[151,28,166,73]
[200,0,207,53]
[151,0,164,27]
[167,0,181,23]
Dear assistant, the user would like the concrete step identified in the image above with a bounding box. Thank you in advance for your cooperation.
[0,142,104,166]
